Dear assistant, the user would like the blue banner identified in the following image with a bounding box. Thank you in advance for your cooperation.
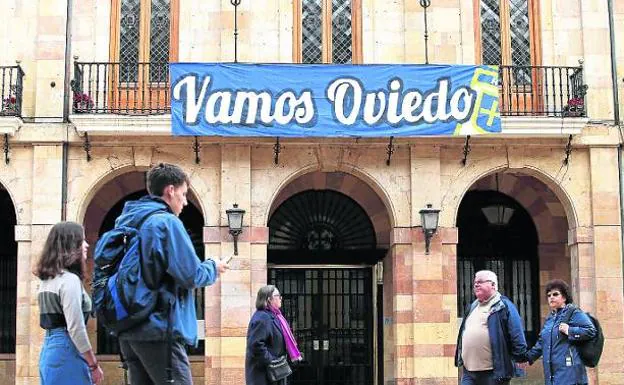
[170,63,501,137]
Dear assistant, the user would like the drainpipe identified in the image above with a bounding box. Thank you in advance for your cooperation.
[607,0,623,298]
[61,0,73,221]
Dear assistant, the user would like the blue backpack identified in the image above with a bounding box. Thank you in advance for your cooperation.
[92,210,163,336]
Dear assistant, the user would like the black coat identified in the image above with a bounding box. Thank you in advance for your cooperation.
[245,309,288,385]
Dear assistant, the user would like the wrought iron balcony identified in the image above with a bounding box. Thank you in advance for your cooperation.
[0,65,25,118]
[71,62,587,118]
[499,65,586,117]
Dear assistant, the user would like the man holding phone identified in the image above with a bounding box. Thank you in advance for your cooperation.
[115,163,231,385]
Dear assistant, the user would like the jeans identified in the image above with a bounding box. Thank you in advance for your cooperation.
[461,368,511,385]
[119,339,193,385]
[39,328,91,385]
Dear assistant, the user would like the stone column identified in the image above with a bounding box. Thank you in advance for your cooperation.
[204,144,253,385]
[588,146,624,385]
[16,144,64,385]
[13,225,32,385]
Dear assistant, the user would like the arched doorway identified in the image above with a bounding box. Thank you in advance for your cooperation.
[95,189,206,355]
[457,189,539,343]
[82,171,206,356]
[268,188,385,385]
[0,184,17,354]
[456,170,573,348]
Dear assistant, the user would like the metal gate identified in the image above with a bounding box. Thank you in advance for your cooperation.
[269,267,374,385]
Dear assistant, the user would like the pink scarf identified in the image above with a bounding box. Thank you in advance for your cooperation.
[268,305,302,361]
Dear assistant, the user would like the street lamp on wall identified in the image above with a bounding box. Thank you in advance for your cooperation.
[419,203,440,254]
[226,203,245,255]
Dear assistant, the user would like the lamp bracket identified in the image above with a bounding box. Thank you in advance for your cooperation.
[461,135,471,166]
[3,133,9,165]
[385,136,394,166]
[83,132,92,162]
[563,134,573,166]
[274,137,281,165]
[193,136,201,164]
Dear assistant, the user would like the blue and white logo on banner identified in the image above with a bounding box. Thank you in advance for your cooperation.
[170,63,501,137]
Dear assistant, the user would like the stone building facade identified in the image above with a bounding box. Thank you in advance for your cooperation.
[0,1,623,385]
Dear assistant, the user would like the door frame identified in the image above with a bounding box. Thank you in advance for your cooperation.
[267,264,380,385]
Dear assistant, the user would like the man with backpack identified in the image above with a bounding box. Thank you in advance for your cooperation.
[108,163,229,384]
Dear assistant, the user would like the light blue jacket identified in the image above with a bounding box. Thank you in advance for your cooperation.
[117,196,219,346]
[527,304,596,385]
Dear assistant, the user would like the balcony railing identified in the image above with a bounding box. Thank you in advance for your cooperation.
[72,62,170,114]
[0,65,25,118]
[499,65,586,117]
[72,62,587,118]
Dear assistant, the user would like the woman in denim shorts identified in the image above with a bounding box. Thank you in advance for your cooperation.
[34,222,104,385]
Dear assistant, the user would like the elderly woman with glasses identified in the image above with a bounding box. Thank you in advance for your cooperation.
[246,285,302,385]
[523,279,596,385]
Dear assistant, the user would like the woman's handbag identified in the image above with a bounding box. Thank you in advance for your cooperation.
[266,355,292,382]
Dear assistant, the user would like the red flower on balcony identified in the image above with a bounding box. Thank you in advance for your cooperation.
[564,97,584,117]
[73,92,94,113]
[1,96,18,114]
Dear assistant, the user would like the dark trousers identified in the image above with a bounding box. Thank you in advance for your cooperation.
[119,339,193,385]
[461,368,510,385]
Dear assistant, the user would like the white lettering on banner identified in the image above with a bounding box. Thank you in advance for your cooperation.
[171,75,315,125]
[326,77,475,126]
[171,74,476,127]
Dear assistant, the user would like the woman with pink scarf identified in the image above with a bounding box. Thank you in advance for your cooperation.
[246,285,302,385]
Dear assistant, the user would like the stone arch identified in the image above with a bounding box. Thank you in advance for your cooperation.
[0,182,17,354]
[455,167,576,325]
[77,165,206,226]
[448,166,578,232]
[267,169,393,248]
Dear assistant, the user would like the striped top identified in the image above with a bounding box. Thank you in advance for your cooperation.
[38,270,93,353]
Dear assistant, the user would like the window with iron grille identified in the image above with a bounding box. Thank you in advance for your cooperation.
[295,0,362,64]
[477,0,538,85]
[0,186,16,354]
[112,0,178,82]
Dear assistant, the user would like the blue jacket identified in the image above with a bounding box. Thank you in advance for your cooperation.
[245,310,287,385]
[455,294,528,381]
[527,304,596,385]
[117,196,219,346]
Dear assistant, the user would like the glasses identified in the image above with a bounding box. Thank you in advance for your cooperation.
[474,280,493,286]
[272,294,282,299]
[546,291,561,298]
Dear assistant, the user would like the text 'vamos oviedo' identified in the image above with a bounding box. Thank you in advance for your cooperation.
[172,75,477,127]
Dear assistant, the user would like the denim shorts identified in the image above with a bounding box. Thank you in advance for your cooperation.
[39,328,92,385]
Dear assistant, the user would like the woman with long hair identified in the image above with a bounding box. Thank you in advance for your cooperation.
[246,285,302,385]
[34,221,104,385]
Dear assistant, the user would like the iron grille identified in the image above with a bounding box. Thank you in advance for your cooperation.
[457,190,539,345]
[95,190,205,355]
[0,65,25,117]
[149,0,171,83]
[302,0,323,63]
[269,190,376,252]
[509,0,532,84]
[119,0,141,82]
[480,0,502,66]
[269,268,373,385]
[332,0,353,64]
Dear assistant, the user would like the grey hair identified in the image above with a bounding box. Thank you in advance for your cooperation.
[255,285,278,310]
[475,270,498,288]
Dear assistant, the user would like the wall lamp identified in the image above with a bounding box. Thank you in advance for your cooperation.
[419,203,440,254]
[225,203,245,255]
